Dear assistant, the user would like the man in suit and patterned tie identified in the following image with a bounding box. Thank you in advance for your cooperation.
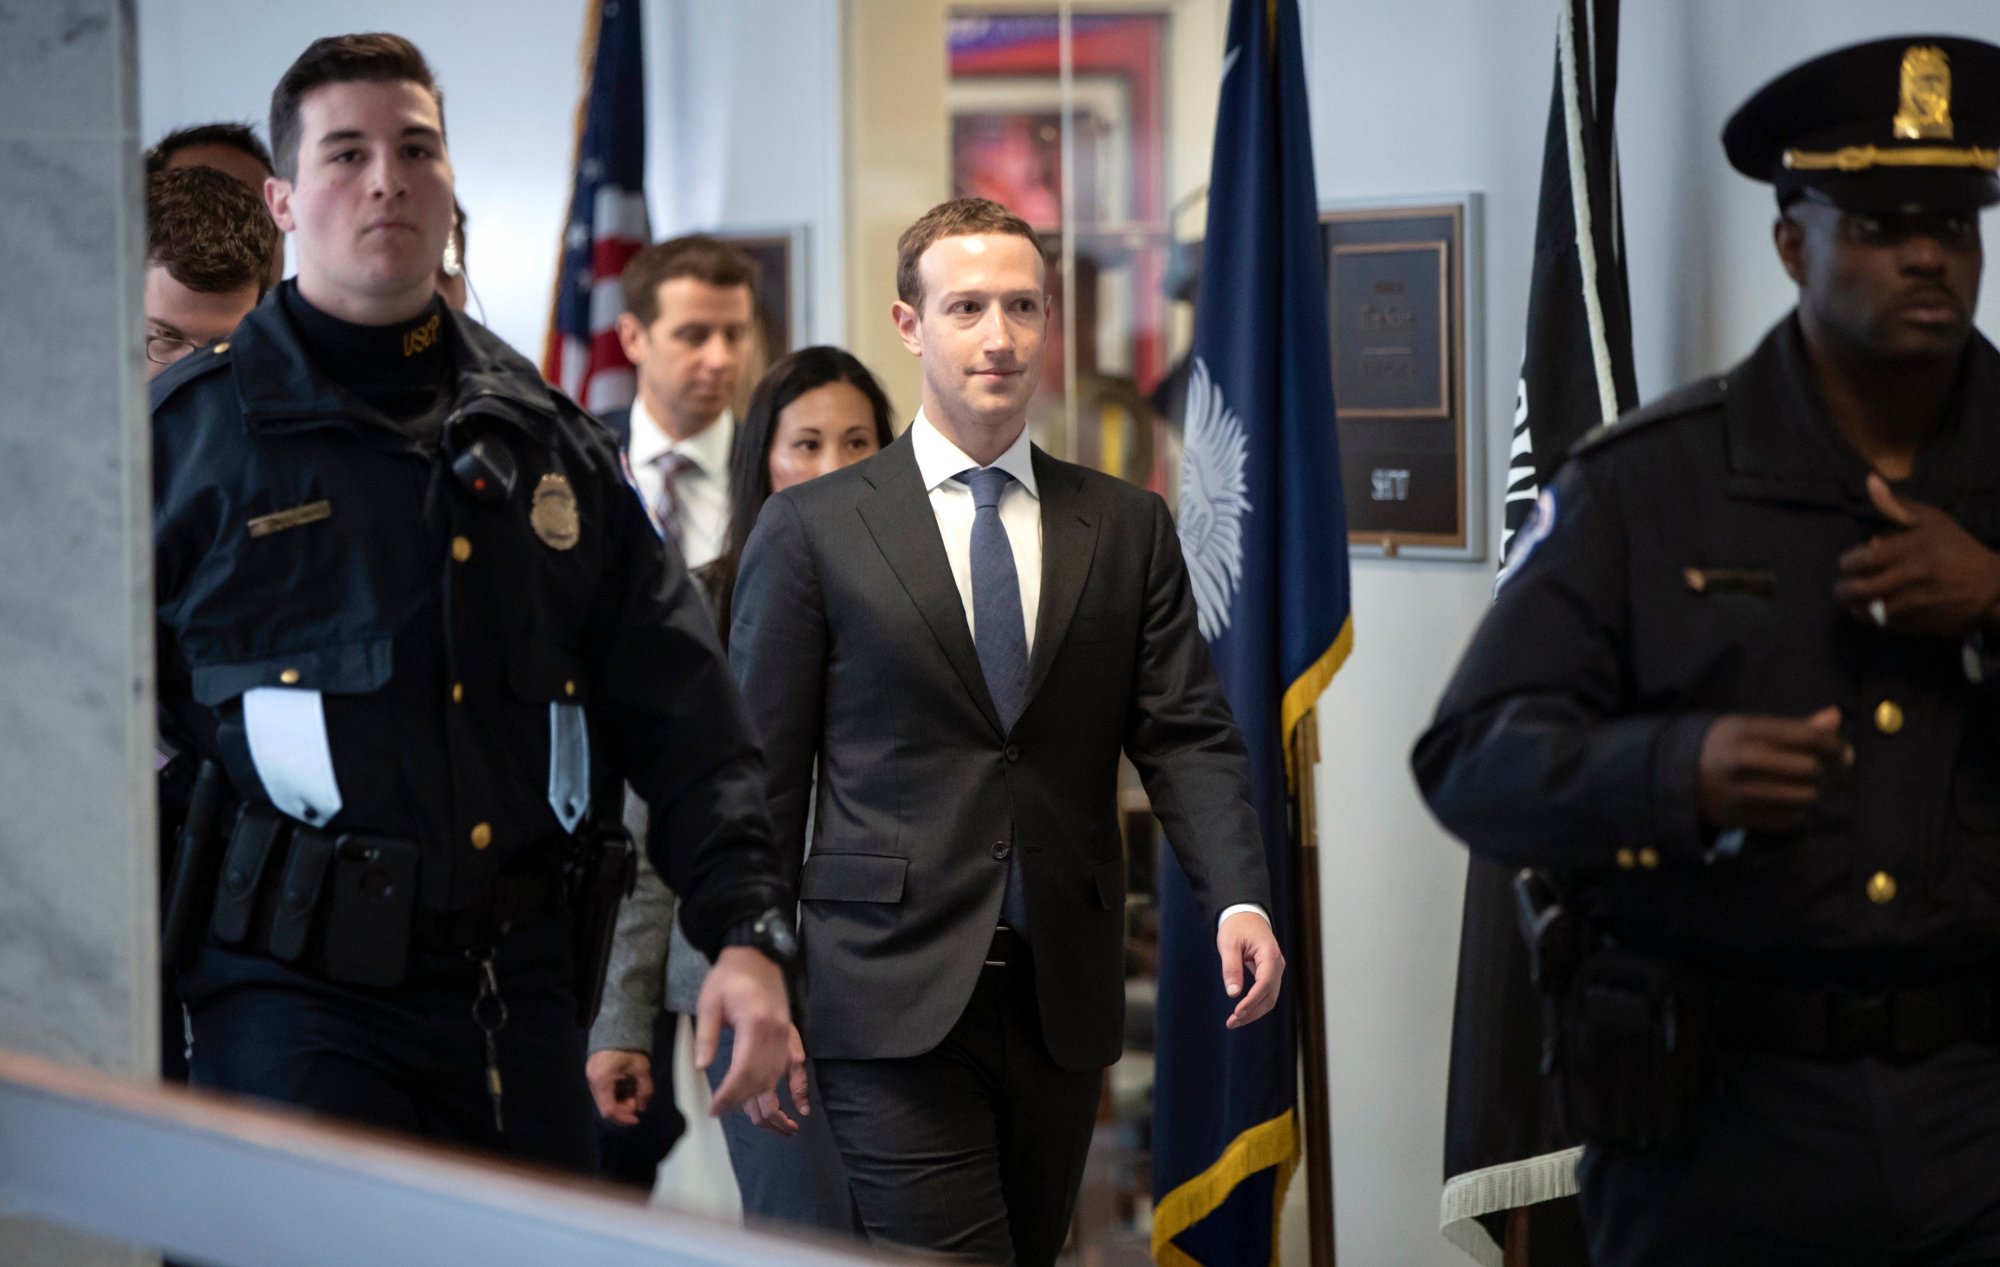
[588,233,758,1188]
[730,197,1286,1266]
[603,234,756,571]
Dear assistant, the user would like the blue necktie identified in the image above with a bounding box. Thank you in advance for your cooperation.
[961,466,1030,930]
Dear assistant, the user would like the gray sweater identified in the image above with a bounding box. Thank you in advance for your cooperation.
[587,789,712,1054]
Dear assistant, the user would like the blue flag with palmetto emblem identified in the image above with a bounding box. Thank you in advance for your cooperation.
[1151,0,1351,1264]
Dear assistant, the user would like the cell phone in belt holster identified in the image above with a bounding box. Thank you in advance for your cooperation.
[570,828,637,1028]
[322,834,419,989]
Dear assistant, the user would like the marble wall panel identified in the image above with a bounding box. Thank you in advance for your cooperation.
[0,0,157,1263]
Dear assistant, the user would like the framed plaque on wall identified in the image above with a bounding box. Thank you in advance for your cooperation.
[1321,194,1483,560]
[709,225,811,358]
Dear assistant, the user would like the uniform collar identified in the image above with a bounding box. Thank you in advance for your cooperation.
[1724,313,2000,507]
[910,408,1039,499]
[629,398,734,477]
[227,289,558,444]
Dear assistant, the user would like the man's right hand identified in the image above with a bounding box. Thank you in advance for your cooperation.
[1698,706,1851,833]
[586,1048,654,1126]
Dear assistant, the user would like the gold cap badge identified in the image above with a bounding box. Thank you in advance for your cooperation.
[1894,45,1954,140]
[530,473,581,550]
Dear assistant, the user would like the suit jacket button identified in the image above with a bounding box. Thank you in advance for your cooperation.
[992,841,1010,860]
[1004,745,1021,761]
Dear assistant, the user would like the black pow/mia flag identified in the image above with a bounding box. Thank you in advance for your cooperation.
[1443,2,1638,1264]
[1502,0,1639,559]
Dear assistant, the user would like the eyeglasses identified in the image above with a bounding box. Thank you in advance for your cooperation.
[1792,188,1983,251]
[145,334,203,367]
[1841,211,1980,251]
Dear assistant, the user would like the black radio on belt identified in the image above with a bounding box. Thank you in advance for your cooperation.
[322,835,419,988]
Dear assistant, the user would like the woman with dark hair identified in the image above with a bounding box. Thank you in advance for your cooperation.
[588,346,892,1232]
[698,345,896,640]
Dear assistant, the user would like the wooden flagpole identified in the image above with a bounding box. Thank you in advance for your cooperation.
[1291,706,1336,1267]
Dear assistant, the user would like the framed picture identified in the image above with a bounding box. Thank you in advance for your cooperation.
[1322,194,1484,560]
[709,225,809,358]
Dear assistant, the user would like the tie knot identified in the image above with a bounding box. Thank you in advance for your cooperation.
[959,466,1013,511]
[654,450,694,479]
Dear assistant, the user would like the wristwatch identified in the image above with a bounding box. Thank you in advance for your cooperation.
[721,906,797,969]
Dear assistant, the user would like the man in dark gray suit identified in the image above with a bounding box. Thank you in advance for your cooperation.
[730,197,1285,1266]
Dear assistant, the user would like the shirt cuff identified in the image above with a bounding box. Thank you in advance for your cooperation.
[1218,903,1270,929]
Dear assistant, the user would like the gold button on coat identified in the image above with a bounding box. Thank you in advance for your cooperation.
[564,680,577,697]
[451,683,464,703]
[1638,847,1660,870]
[470,822,493,850]
[1616,848,1636,870]
[1866,871,1897,904]
[1875,700,1904,734]
[451,535,472,562]
[279,668,300,684]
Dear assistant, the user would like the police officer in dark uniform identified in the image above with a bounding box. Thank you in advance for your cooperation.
[151,33,805,1173]
[1416,36,2000,1265]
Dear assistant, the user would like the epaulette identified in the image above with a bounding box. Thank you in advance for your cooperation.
[147,339,235,413]
[1569,374,1728,458]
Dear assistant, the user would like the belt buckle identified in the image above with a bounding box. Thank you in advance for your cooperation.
[1825,988,1892,1058]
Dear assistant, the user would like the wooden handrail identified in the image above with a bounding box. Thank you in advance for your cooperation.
[0,1047,893,1267]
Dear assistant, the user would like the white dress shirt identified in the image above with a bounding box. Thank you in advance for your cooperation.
[627,398,733,570]
[908,412,1268,932]
[910,410,1042,651]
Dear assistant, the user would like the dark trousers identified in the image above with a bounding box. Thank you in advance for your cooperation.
[1580,1040,2000,1266]
[596,1008,688,1190]
[815,946,1101,1267]
[705,1026,860,1233]
[186,921,596,1174]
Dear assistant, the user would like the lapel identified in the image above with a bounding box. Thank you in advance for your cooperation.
[1025,447,1101,705]
[855,436,1004,735]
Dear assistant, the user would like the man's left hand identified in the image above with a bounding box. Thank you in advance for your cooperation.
[1835,475,2000,638]
[1217,910,1285,1030]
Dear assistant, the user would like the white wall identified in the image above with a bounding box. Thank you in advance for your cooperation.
[1298,2,2000,1264]
[137,0,844,364]
[648,0,845,347]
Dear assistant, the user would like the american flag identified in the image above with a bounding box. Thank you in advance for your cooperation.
[543,0,650,413]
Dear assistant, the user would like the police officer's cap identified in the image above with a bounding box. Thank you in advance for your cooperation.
[1724,36,2000,214]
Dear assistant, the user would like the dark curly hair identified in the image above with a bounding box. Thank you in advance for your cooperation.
[144,122,274,177]
[145,167,281,298]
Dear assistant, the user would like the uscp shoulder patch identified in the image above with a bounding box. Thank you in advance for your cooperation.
[531,473,581,550]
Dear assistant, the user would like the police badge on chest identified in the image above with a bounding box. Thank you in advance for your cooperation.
[449,430,581,552]
[530,474,580,551]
